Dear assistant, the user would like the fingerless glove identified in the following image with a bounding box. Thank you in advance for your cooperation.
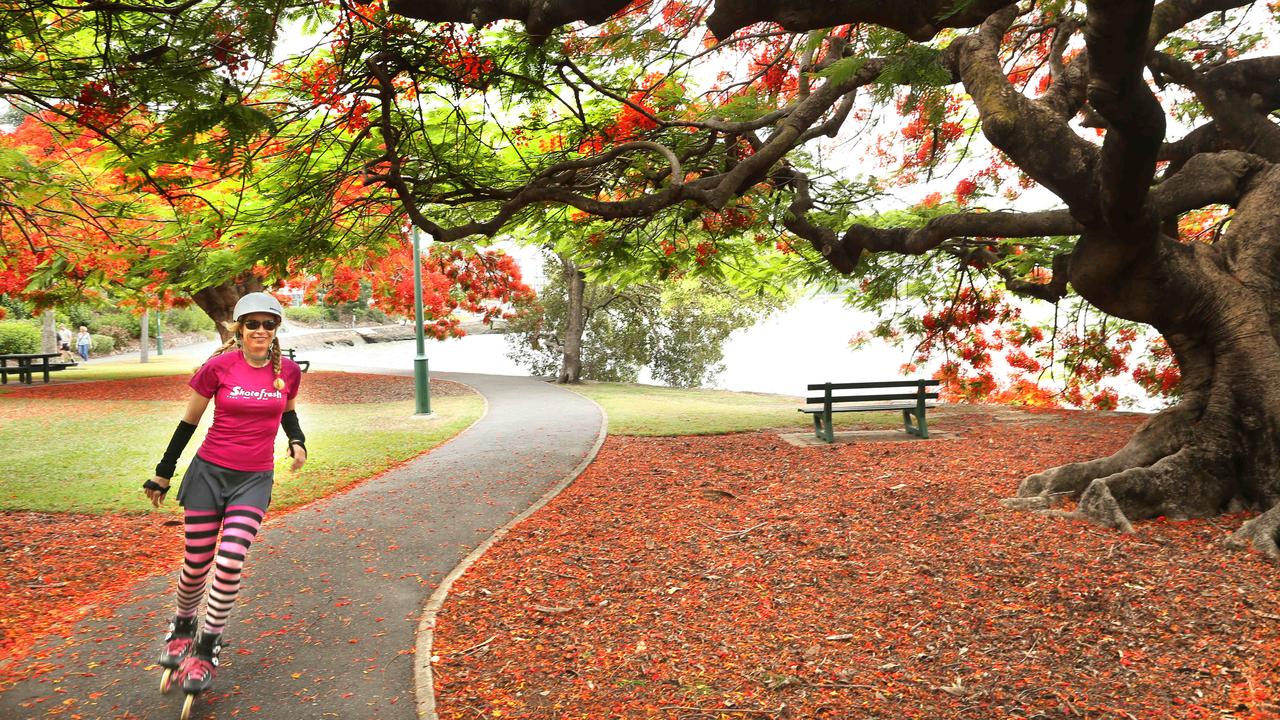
[155,420,198,479]
[281,410,306,457]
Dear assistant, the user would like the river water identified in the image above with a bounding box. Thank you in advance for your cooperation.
[295,295,913,399]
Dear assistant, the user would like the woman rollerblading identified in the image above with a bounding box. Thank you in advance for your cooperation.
[143,292,308,719]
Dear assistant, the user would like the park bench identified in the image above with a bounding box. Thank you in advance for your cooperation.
[281,348,310,372]
[0,353,75,384]
[800,379,940,443]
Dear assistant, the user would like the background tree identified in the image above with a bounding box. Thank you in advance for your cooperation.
[505,208,794,383]
[0,102,530,338]
[506,248,777,385]
[299,241,534,338]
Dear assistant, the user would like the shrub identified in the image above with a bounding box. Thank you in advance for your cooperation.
[55,304,95,330]
[165,306,215,334]
[95,325,133,347]
[284,306,330,325]
[90,334,115,355]
[95,312,142,338]
[0,295,33,320]
[354,306,392,325]
[0,321,41,354]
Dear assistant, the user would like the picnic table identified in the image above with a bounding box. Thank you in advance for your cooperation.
[0,352,75,384]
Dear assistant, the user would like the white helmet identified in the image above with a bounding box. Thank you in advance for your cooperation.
[233,292,285,321]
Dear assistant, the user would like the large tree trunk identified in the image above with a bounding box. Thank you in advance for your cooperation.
[1004,165,1280,558]
[191,275,266,342]
[558,256,586,384]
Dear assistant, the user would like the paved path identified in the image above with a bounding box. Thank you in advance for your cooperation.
[0,371,604,719]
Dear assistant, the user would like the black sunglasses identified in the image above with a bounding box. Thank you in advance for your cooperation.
[242,319,279,331]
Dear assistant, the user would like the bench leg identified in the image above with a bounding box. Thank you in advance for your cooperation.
[902,409,930,438]
[813,411,835,443]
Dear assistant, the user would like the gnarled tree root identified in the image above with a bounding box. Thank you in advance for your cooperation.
[1227,504,1280,560]
[1001,401,1201,513]
[1003,436,1280,561]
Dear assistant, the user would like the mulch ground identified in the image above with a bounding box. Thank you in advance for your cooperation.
[0,373,472,689]
[4,371,472,404]
[431,408,1280,720]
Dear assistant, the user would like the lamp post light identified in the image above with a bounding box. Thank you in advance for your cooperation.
[411,227,432,416]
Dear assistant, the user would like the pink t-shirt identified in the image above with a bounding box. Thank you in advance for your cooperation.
[190,351,303,472]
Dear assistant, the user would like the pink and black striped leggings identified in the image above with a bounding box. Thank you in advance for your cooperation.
[174,506,265,634]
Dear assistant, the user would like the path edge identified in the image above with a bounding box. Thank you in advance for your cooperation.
[413,387,608,720]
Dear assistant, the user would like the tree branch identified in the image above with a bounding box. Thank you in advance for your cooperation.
[1085,0,1165,235]
[385,0,1017,43]
[384,0,631,40]
[1149,52,1280,163]
[1147,0,1253,51]
[705,0,1017,42]
[945,6,1100,211]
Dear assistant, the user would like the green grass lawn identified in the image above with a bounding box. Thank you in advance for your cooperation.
[1,359,912,512]
[0,393,483,514]
[564,381,907,436]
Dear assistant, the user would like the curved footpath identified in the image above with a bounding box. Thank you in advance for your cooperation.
[0,371,605,720]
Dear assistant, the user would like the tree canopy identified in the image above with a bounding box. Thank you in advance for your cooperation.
[345,0,1280,558]
[0,0,535,332]
[4,0,1280,557]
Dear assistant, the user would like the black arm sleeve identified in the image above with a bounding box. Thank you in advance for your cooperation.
[281,410,306,456]
[155,420,198,479]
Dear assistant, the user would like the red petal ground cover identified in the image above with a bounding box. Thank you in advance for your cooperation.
[0,373,469,690]
[0,512,178,690]
[432,407,1280,719]
[7,371,470,404]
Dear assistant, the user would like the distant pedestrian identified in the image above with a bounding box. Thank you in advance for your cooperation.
[75,326,91,362]
[57,324,73,361]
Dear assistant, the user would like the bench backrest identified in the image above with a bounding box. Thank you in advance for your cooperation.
[805,379,939,405]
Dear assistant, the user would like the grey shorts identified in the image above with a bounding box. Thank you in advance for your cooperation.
[177,455,274,512]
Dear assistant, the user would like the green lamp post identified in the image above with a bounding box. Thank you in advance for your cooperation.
[411,227,432,416]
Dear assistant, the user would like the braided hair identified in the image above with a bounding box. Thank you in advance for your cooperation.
[203,321,287,391]
[271,336,284,389]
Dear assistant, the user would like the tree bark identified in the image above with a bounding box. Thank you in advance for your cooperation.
[191,275,266,342]
[139,308,149,363]
[558,256,586,384]
[41,310,56,354]
[1004,164,1280,558]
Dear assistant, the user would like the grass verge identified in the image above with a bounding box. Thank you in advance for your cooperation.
[564,381,907,436]
[0,393,483,514]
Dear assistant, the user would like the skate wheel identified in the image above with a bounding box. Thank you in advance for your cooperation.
[180,692,196,720]
[160,667,175,694]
